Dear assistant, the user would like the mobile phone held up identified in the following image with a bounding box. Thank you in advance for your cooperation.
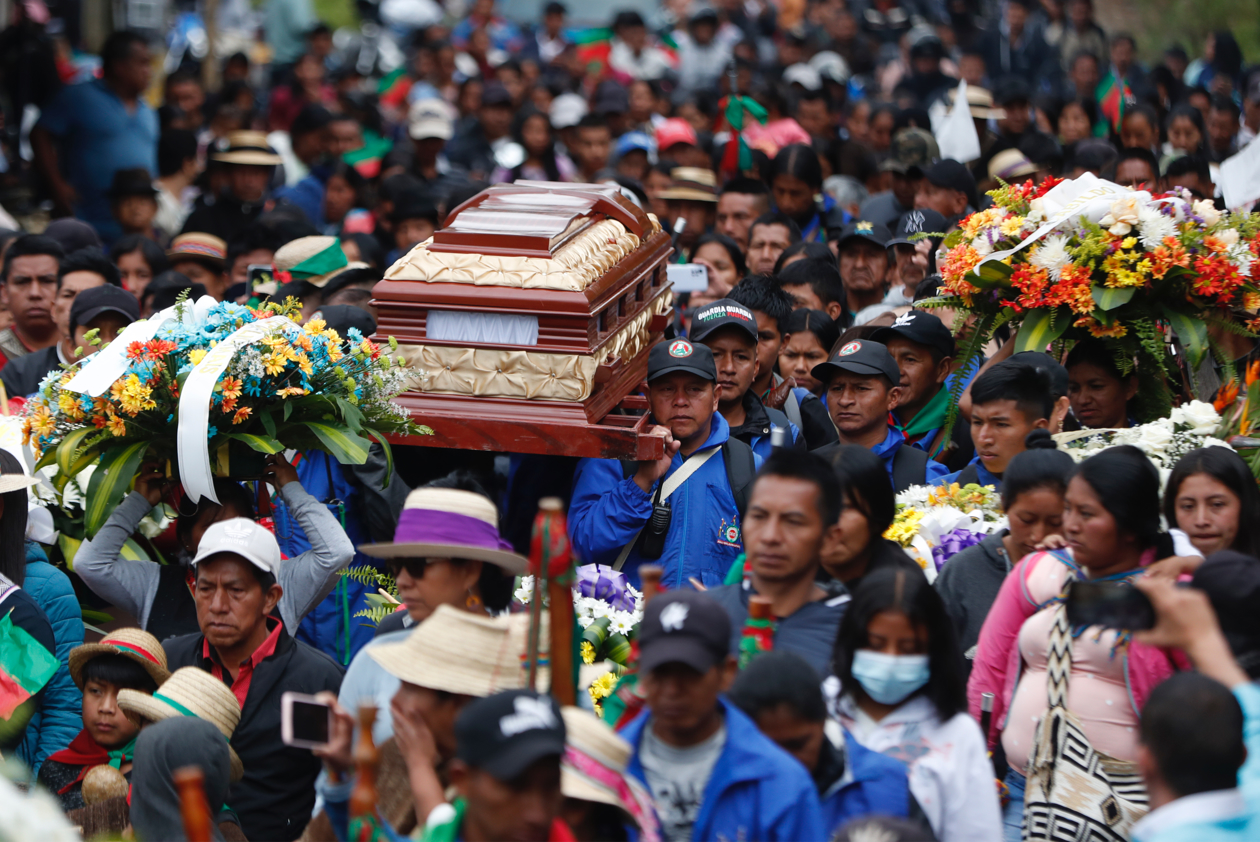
[280,691,332,750]
[1064,580,1155,631]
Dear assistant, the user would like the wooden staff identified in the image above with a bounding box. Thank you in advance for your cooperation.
[174,766,214,842]
[350,705,379,822]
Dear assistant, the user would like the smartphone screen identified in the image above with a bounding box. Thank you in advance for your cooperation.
[290,699,330,745]
[1065,580,1155,631]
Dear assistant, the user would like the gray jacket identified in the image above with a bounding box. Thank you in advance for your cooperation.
[933,529,1012,674]
[75,482,355,634]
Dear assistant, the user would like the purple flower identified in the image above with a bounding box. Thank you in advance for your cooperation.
[932,527,985,571]
[576,564,636,611]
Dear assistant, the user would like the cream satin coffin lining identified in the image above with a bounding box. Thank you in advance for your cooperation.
[398,293,671,402]
[384,216,661,292]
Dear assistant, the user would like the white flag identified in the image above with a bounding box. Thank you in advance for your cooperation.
[1219,135,1260,210]
[935,80,981,164]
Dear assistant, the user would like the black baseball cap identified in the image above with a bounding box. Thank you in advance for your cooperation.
[646,338,717,383]
[639,590,731,675]
[455,690,567,782]
[481,81,514,107]
[70,284,140,332]
[888,208,948,249]
[811,338,901,387]
[1192,551,1260,677]
[1008,351,1069,398]
[872,310,955,358]
[923,160,978,211]
[689,299,758,345]
[833,220,892,250]
[313,304,376,339]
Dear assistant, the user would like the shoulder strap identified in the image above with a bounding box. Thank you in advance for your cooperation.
[956,462,979,487]
[1045,603,1073,709]
[722,437,757,517]
[890,444,929,492]
[783,389,804,430]
[612,445,723,571]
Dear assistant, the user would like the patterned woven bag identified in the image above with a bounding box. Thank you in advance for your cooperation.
[1021,603,1149,841]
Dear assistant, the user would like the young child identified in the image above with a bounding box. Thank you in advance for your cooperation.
[39,629,169,810]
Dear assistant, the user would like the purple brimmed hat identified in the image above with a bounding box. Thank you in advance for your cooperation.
[358,488,528,573]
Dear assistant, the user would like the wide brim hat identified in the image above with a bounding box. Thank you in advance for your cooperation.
[368,604,544,695]
[0,470,38,494]
[68,628,170,691]
[657,167,718,203]
[211,130,284,165]
[560,706,659,837]
[118,667,244,782]
[948,86,1007,120]
[358,487,527,572]
[274,236,351,288]
[168,233,227,269]
[988,147,1038,182]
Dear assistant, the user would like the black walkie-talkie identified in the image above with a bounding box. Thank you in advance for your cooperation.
[638,480,672,560]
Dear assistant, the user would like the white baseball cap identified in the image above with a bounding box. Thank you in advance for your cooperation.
[550,93,589,130]
[408,98,455,141]
[191,518,283,577]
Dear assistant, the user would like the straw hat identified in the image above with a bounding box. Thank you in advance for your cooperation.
[560,707,660,840]
[368,604,545,696]
[211,131,284,166]
[118,667,244,782]
[358,487,528,573]
[947,85,1007,120]
[988,148,1038,182]
[657,167,719,203]
[274,236,351,288]
[68,628,170,690]
[168,233,227,269]
[0,461,38,495]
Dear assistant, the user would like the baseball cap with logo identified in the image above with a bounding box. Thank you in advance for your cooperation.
[833,220,892,251]
[191,517,283,577]
[638,591,732,675]
[646,338,717,383]
[408,98,455,141]
[887,208,948,249]
[881,128,940,176]
[871,310,955,359]
[811,339,901,387]
[455,690,567,782]
[689,299,759,344]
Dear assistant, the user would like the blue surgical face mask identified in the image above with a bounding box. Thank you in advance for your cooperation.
[850,650,931,706]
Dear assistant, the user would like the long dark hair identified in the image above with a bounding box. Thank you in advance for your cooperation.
[782,308,840,356]
[1164,447,1260,558]
[831,566,968,720]
[1001,429,1076,510]
[0,451,30,586]
[1165,103,1208,155]
[1071,444,1162,549]
[691,232,746,280]
[510,108,562,183]
[818,444,896,536]
[110,234,170,277]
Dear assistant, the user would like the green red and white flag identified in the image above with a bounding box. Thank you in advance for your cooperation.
[719,95,769,175]
[1097,72,1132,134]
[0,607,59,720]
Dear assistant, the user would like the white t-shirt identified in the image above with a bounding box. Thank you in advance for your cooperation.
[639,720,726,842]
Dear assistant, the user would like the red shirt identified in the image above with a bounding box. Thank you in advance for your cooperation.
[203,617,283,709]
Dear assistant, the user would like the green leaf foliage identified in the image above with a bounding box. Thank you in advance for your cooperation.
[84,442,149,538]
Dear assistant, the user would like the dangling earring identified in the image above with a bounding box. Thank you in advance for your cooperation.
[465,589,483,612]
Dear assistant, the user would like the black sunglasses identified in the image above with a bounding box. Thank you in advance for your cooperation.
[386,558,432,580]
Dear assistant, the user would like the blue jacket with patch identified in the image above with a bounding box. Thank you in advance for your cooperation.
[17,543,85,775]
[622,697,826,842]
[569,415,761,589]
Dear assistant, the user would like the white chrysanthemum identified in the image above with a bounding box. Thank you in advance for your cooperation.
[895,485,931,507]
[1029,234,1072,280]
[1136,204,1177,250]
[610,613,635,636]
[971,236,994,256]
[1228,243,1253,277]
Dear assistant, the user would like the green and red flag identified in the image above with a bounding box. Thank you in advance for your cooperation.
[1096,72,1132,134]
[0,608,58,720]
[719,94,769,175]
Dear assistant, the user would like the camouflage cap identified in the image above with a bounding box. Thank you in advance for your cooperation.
[881,128,940,176]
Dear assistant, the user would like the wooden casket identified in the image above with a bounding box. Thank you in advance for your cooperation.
[374,181,673,460]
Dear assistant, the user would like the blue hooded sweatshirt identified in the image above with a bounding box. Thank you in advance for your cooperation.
[622,697,826,841]
[569,414,760,588]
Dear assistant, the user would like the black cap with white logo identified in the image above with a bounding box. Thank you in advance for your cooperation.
[871,310,955,358]
[455,690,566,782]
[647,338,718,383]
[689,298,759,344]
[638,590,731,675]
[810,339,902,387]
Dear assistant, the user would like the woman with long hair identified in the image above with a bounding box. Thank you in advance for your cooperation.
[830,567,1002,842]
[1065,339,1136,429]
[969,446,1188,841]
[778,308,839,396]
[689,233,746,310]
[492,107,575,184]
[110,235,169,300]
[1158,446,1260,570]
[766,144,843,244]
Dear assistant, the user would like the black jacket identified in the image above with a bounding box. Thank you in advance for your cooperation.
[1,345,60,399]
[934,529,1011,679]
[181,192,267,242]
[164,623,344,841]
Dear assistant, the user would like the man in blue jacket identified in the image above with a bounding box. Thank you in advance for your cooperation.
[622,590,825,842]
[811,339,949,492]
[691,298,802,459]
[569,340,760,588]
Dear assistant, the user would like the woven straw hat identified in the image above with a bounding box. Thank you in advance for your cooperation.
[211,130,284,166]
[0,462,38,495]
[274,236,350,288]
[118,667,244,781]
[368,604,546,695]
[560,707,659,838]
[68,628,170,690]
[947,85,1006,120]
[657,167,719,203]
[358,487,528,573]
[168,233,228,269]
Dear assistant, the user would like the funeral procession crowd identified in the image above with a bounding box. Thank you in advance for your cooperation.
[4,0,1260,840]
